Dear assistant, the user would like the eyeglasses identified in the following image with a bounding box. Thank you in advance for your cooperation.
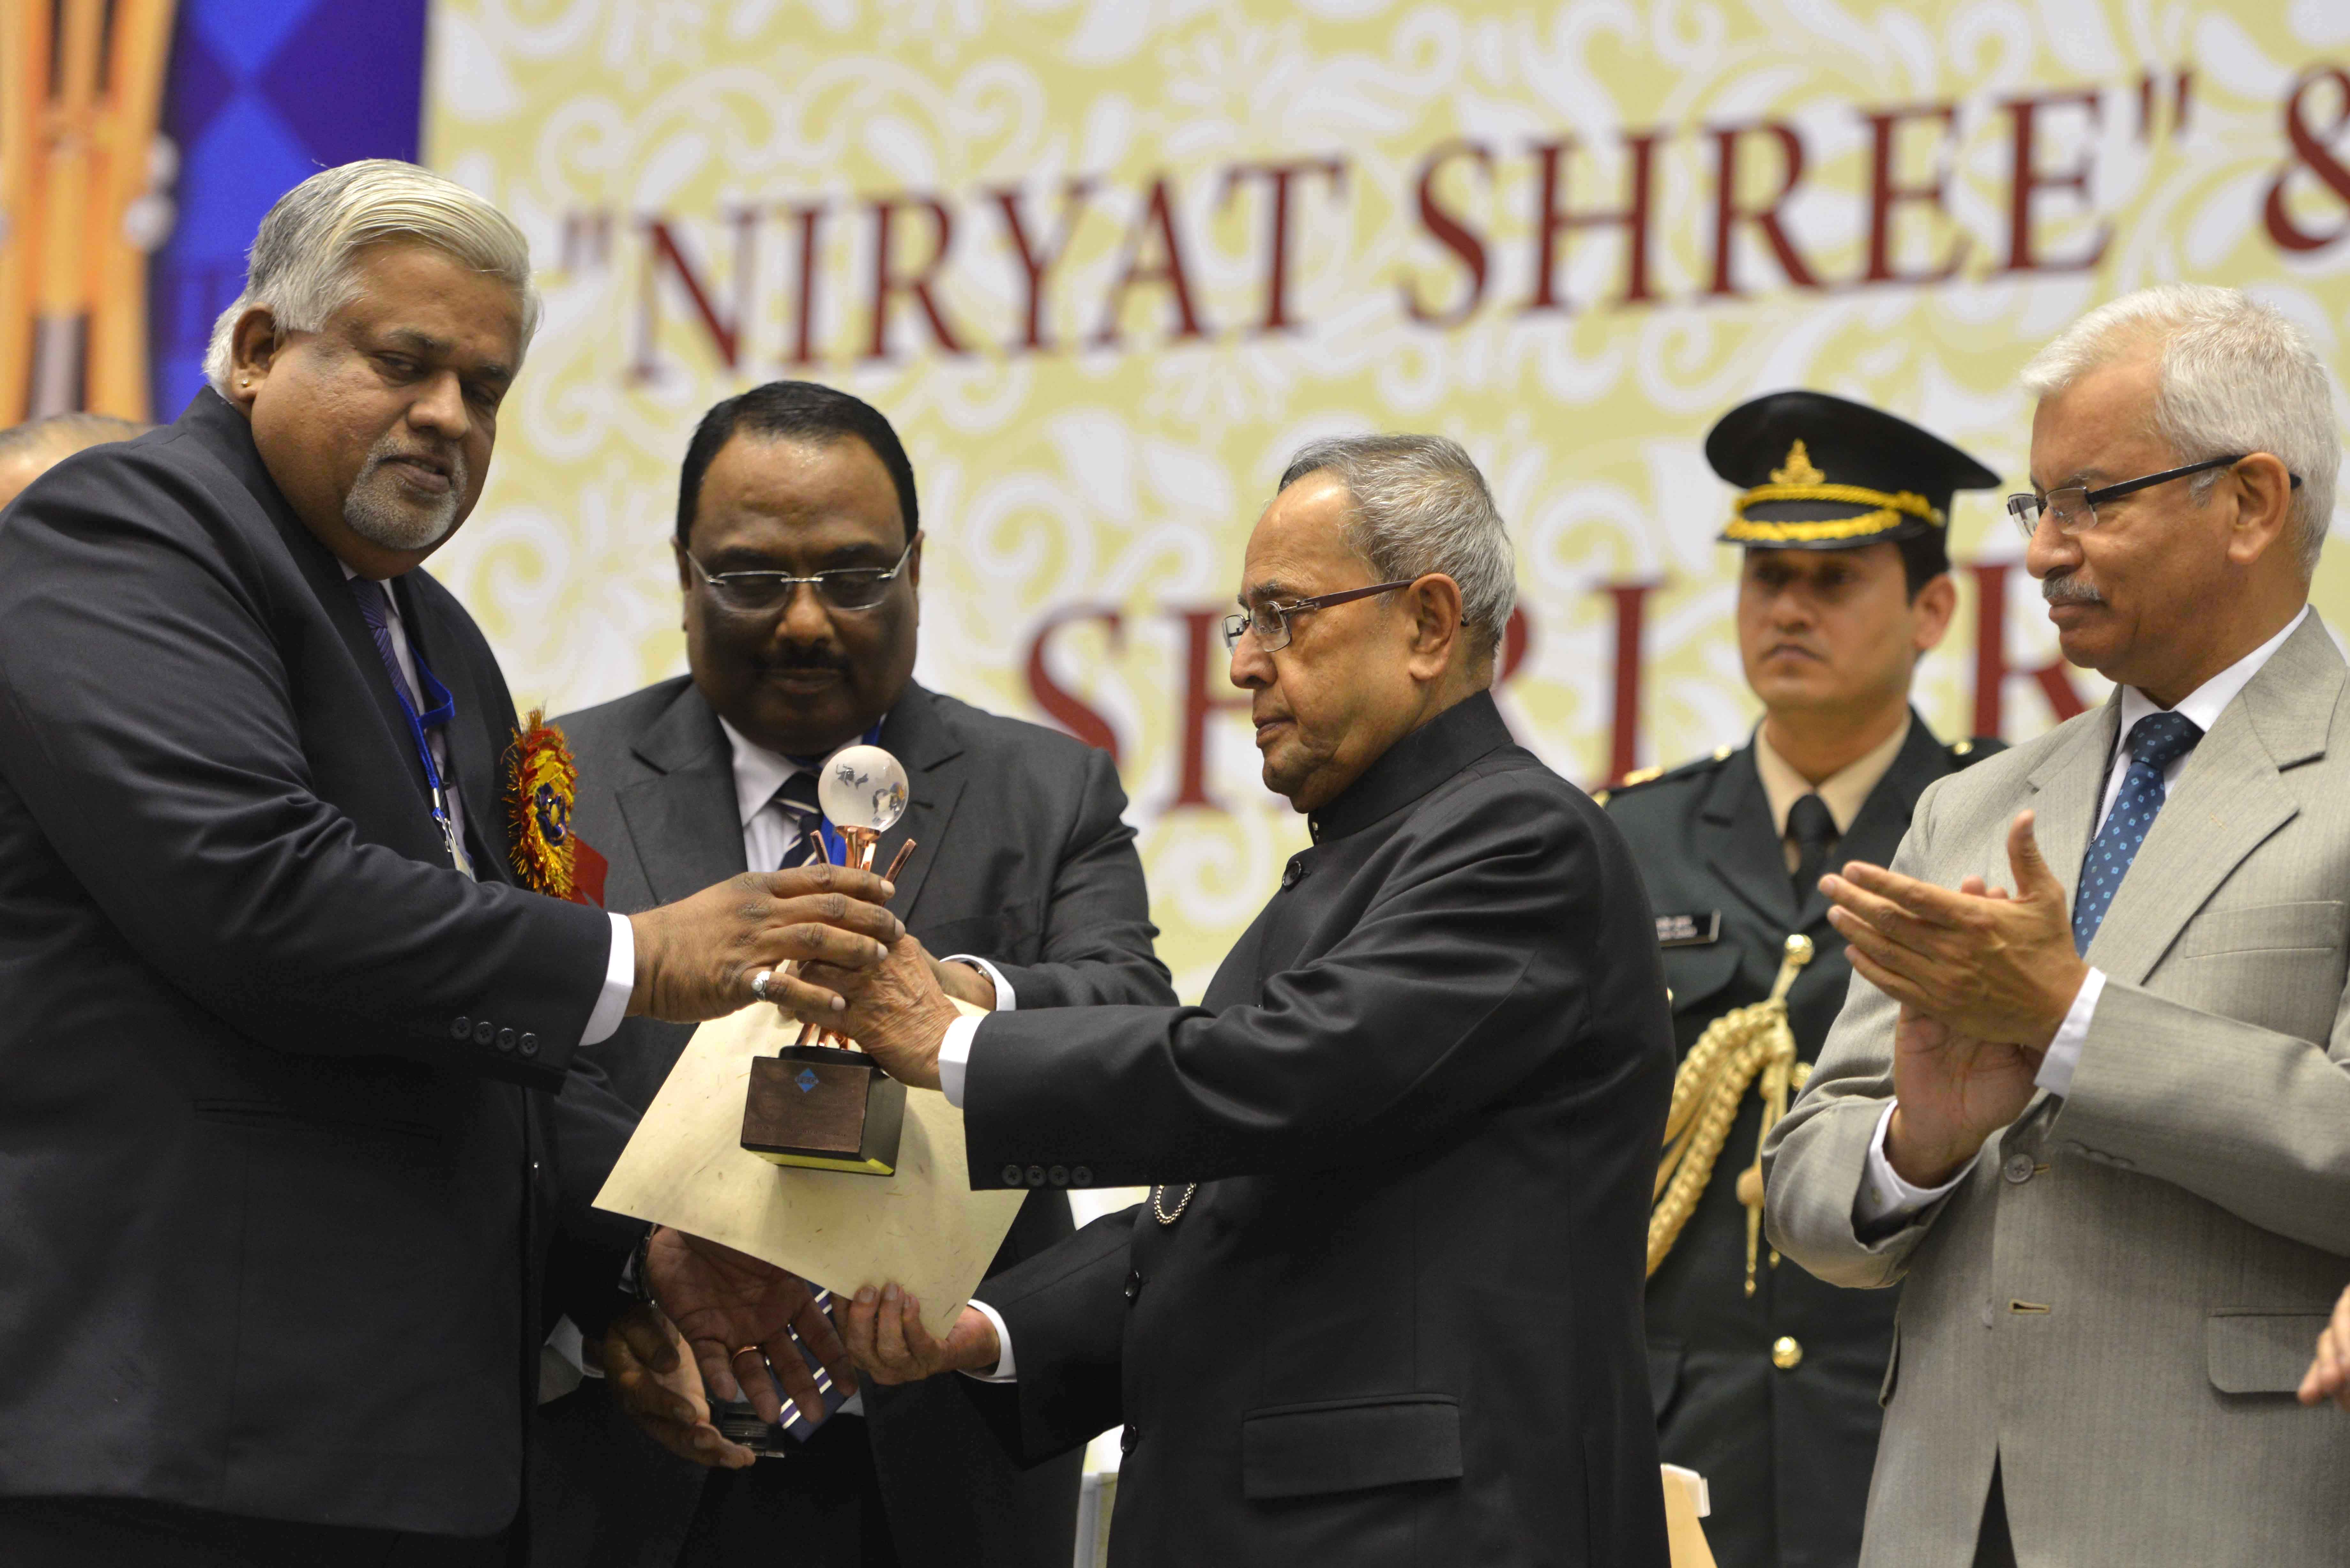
[2006,456,2301,541]
[686,536,917,614]
[1220,579,1415,653]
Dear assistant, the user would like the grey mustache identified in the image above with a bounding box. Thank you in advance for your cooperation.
[2042,574,2104,605]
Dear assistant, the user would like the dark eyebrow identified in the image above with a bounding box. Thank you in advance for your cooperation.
[380,328,513,386]
[1241,578,1297,607]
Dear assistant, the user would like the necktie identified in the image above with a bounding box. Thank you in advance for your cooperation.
[772,768,827,869]
[347,576,470,875]
[1788,792,1837,906]
[346,576,423,714]
[2072,710,2203,954]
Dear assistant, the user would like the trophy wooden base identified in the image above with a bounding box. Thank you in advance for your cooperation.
[742,1045,906,1175]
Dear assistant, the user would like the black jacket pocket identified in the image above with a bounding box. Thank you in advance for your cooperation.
[1240,1394,1463,1501]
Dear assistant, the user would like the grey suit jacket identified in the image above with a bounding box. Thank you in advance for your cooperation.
[531,675,1173,1568]
[1762,612,2350,1568]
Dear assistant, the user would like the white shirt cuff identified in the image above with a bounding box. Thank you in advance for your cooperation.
[1855,1100,1974,1229]
[2033,967,2104,1099]
[937,1012,985,1109]
[940,954,1017,1011]
[582,913,635,1046]
[960,1297,1017,1382]
[546,1313,600,1380]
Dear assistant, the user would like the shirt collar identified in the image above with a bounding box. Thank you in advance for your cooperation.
[716,713,892,831]
[1307,690,1514,844]
[2114,603,2309,755]
[1752,713,1913,839]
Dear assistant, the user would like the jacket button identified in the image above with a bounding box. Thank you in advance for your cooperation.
[496,1028,517,1053]
[1049,1165,1069,1187]
[2003,1153,2035,1184]
[450,1016,472,1040]
[1771,1336,1803,1371]
[1124,1269,1143,1303]
[1070,1166,1093,1187]
[473,1019,495,1046]
[519,1033,540,1058]
[1000,1164,1024,1187]
[1026,1165,1047,1187]
[1280,859,1302,889]
[1120,1424,1139,1454]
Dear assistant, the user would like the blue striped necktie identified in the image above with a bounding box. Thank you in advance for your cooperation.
[2072,710,2203,954]
[772,768,827,869]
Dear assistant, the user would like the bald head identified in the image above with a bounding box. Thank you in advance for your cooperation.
[0,413,148,509]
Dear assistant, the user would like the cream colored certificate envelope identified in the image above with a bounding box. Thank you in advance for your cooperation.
[593,999,1022,1339]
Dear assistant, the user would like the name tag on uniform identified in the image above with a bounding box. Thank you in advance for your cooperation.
[1655,911,1721,948]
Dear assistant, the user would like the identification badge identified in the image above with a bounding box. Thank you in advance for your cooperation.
[1655,911,1721,948]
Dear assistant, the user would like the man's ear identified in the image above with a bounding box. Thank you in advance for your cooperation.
[2225,452,2296,569]
[1404,573,1466,679]
[226,307,284,411]
[1911,571,1958,654]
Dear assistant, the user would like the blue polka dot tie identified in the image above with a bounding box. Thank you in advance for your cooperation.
[2072,711,2204,954]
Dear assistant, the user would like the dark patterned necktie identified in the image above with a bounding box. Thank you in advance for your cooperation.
[2072,710,2204,954]
[346,575,424,714]
[1788,792,1837,906]
[773,767,826,869]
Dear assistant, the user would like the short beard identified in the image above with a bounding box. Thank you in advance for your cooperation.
[342,437,466,553]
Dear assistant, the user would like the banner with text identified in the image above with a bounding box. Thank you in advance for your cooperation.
[425,1,2350,990]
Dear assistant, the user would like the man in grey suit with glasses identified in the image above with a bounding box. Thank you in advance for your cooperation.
[1764,283,2350,1567]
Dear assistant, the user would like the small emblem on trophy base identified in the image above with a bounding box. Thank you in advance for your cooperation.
[743,1045,907,1175]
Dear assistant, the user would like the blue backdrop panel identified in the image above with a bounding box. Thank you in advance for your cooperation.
[147,0,429,418]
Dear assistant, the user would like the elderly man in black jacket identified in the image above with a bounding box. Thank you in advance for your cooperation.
[535,382,1172,1568]
[613,435,1679,1566]
[0,162,901,1566]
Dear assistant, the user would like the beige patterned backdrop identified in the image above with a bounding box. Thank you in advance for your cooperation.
[424,0,2350,999]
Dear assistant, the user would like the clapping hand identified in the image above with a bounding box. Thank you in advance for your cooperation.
[1823,810,2087,1050]
[2299,1282,2350,1411]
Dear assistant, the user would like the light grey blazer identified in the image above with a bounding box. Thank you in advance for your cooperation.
[1762,611,2350,1567]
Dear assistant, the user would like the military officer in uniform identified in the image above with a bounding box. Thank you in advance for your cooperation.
[1603,391,2003,1568]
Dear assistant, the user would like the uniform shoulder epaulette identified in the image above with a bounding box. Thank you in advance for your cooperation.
[1946,735,2006,769]
[1594,744,1736,806]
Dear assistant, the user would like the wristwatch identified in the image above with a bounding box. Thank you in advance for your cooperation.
[622,1227,657,1307]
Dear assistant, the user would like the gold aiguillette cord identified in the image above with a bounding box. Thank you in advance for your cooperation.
[1646,934,1814,1296]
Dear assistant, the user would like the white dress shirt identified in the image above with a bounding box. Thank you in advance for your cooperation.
[1855,605,2312,1225]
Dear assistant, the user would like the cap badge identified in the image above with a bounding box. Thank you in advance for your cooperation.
[1771,440,1826,487]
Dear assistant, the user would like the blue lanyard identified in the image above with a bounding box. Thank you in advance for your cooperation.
[387,648,466,871]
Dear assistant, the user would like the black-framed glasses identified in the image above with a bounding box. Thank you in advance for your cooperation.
[686,535,918,614]
[1220,579,1415,653]
[2006,456,2301,541]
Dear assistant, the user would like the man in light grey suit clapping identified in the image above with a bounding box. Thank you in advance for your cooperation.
[1763,283,2350,1568]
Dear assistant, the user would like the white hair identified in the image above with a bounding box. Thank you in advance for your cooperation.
[2020,283,2340,577]
[1278,434,1517,666]
[202,160,540,392]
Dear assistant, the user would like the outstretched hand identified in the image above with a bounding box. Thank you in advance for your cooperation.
[603,1302,756,1469]
[1823,810,2087,1050]
[644,1227,857,1425]
[836,1285,1001,1385]
[793,933,963,1092]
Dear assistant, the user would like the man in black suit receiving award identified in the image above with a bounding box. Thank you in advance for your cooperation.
[1603,392,2003,1567]
[0,162,906,1565]
[618,435,1680,1565]
[540,381,1174,1568]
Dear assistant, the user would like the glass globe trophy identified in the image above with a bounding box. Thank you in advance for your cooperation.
[741,745,915,1176]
